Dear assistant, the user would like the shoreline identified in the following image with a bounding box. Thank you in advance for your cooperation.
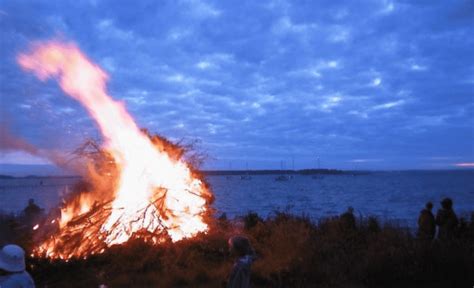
[1,168,473,179]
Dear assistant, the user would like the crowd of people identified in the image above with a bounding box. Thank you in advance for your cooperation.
[417,197,459,241]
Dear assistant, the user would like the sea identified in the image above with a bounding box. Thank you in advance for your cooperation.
[1,170,473,228]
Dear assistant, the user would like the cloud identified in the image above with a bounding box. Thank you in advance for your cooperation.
[410,64,427,71]
[273,16,317,35]
[320,95,343,112]
[371,78,382,87]
[379,1,395,14]
[0,0,473,169]
[328,26,351,43]
[350,158,384,163]
[372,100,405,110]
[183,0,221,18]
[454,162,474,167]
[96,19,134,41]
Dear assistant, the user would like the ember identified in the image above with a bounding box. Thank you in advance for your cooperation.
[17,40,213,259]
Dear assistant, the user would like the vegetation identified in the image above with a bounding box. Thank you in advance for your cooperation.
[1,210,473,287]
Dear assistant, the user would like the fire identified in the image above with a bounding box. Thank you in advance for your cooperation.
[17,40,213,259]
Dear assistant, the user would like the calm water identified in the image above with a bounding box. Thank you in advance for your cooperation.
[1,171,473,228]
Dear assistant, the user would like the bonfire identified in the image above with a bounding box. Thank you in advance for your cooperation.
[17,40,213,259]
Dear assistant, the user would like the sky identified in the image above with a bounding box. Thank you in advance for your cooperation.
[0,0,473,171]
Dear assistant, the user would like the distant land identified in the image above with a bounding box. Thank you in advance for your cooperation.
[1,164,471,178]
[0,169,354,179]
[203,169,355,175]
[0,174,80,179]
[0,164,74,177]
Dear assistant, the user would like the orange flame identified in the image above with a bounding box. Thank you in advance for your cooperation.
[18,40,212,258]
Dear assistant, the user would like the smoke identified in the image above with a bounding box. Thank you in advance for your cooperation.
[0,124,82,173]
[0,124,39,155]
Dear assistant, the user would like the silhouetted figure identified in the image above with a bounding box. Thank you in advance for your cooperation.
[340,207,356,231]
[417,202,436,240]
[367,216,380,233]
[23,199,41,217]
[227,235,255,288]
[0,244,35,287]
[436,198,459,240]
[22,199,43,227]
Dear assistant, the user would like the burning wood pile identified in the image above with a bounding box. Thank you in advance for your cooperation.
[17,41,213,259]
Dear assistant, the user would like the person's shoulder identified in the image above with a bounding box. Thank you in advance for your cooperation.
[10,271,35,287]
[449,209,458,218]
[23,271,34,282]
[232,260,250,274]
[420,209,431,216]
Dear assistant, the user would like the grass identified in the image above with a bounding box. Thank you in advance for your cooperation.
[2,210,474,287]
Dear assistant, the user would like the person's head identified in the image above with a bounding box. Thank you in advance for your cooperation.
[425,202,433,211]
[28,199,35,205]
[228,235,253,257]
[441,198,453,209]
[0,244,26,273]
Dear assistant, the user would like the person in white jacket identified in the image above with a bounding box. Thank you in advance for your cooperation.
[0,244,35,288]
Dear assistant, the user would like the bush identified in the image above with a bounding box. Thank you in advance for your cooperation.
[2,210,474,287]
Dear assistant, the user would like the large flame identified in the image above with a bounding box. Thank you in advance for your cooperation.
[17,40,212,258]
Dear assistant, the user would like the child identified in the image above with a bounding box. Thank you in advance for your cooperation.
[227,235,256,288]
[0,244,35,288]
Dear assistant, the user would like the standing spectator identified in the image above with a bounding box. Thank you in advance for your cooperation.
[436,198,459,240]
[22,199,43,228]
[417,202,436,240]
[340,207,356,231]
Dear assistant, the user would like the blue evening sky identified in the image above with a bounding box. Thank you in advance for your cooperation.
[0,0,473,171]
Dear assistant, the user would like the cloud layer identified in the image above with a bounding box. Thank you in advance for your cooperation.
[0,0,473,169]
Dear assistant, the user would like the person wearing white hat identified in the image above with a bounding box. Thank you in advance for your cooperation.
[0,244,35,288]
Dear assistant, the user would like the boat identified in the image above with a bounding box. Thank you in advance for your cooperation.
[275,160,291,181]
[312,156,323,179]
[241,162,252,180]
[240,174,252,180]
[275,174,290,181]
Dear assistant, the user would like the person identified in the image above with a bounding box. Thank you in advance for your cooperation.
[23,199,41,217]
[227,235,256,288]
[340,206,356,231]
[22,199,42,227]
[0,244,35,288]
[436,198,459,240]
[417,202,436,240]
